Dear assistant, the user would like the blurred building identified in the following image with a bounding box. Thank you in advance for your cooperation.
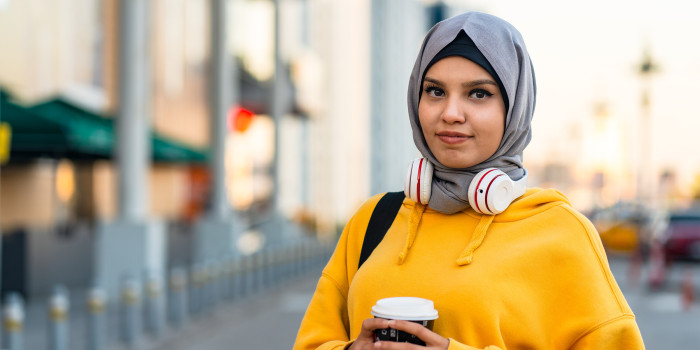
[0,0,464,298]
[0,0,215,297]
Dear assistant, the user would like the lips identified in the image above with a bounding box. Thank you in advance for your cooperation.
[436,131,470,144]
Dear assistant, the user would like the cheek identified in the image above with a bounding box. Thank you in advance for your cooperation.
[418,105,432,135]
[488,121,505,148]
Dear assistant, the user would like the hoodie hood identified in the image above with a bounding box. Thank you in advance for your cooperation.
[398,188,570,266]
[408,12,537,214]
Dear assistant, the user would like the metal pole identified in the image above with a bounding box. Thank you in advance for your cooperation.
[48,285,69,350]
[117,0,150,222]
[369,0,386,196]
[636,47,659,207]
[209,0,235,220]
[271,0,283,218]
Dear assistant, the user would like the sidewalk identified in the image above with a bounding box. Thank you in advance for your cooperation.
[608,255,700,349]
[15,240,331,350]
[151,256,700,350]
[147,268,321,350]
[30,254,693,350]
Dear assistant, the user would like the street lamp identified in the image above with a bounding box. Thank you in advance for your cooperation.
[636,45,660,207]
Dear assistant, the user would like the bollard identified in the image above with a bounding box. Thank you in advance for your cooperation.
[169,267,188,328]
[243,254,255,296]
[681,267,694,312]
[86,287,107,350]
[3,292,24,350]
[189,265,205,316]
[207,262,220,307]
[201,263,213,312]
[648,240,666,289]
[145,275,165,336]
[48,285,70,350]
[273,247,284,283]
[120,278,142,347]
[229,259,241,300]
[274,247,283,283]
[263,249,274,287]
[293,243,302,277]
[255,251,265,291]
[286,245,295,279]
[226,258,237,300]
[218,259,231,301]
[223,259,236,300]
[303,241,312,272]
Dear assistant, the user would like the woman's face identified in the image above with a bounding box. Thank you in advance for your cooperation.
[418,56,506,169]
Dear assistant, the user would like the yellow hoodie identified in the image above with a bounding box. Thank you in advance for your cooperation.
[293,188,644,349]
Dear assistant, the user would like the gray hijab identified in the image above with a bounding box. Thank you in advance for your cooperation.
[408,12,536,214]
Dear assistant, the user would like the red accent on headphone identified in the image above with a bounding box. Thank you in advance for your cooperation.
[473,169,498,213]
[417,159,424,204]
[484,174,504,213]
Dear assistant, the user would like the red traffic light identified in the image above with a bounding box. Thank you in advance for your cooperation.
[228,106,255,132]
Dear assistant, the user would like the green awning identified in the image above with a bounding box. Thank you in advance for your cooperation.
[29,99,114,158]
[153,133,208,162]
[1,94,74,160]
[1,91,208,163]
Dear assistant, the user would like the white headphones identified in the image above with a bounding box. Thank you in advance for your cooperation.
[403,158,528,215]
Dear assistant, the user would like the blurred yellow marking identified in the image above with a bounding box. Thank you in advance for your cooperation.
[0,122,11,164]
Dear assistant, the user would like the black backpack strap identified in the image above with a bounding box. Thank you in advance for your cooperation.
[358,191,405,269]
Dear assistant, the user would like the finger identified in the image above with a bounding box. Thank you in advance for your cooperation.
[359,318,391,338]
[373,340,424,350]
[386,320,446,346]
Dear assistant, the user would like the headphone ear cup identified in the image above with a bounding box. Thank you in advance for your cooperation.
[404,158,433,205]
[419,160,433,204]
[468,168,514,215]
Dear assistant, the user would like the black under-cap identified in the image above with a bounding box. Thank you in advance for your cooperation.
[422,30,509,113]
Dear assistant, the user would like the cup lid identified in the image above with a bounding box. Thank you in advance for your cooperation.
[370,297,438,321]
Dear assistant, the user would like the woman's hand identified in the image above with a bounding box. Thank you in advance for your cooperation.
[347,318,389,349]
[348,319,449,349]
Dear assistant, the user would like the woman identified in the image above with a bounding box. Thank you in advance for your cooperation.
[294,11,644,350]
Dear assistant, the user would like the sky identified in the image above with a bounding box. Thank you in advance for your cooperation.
[458,0,700,197]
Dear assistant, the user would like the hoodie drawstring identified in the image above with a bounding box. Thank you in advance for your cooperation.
[397,204,495,266]
[398,202,427,265]
[456,214,494,266]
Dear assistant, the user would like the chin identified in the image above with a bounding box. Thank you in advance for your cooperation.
[439,158,475,169]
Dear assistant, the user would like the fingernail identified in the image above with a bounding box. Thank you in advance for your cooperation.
[387,320,394,327]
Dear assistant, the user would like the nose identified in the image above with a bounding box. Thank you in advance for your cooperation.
[441,96,466,124]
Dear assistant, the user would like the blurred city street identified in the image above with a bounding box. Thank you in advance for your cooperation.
[10,247,700,350]
[151,256,700,350]
[3,1,700,350]
[130,255,700,349]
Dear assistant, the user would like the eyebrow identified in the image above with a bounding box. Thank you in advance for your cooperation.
[423,77,498,88]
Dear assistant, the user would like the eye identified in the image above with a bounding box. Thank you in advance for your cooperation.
[424,86,445,98]
[469,89,494,100]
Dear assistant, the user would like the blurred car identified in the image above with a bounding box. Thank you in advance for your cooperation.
[589,202,650,253]
[660,211,700,261]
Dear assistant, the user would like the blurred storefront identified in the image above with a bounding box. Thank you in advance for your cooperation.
[0,0,468,299]
[0,0,215,298]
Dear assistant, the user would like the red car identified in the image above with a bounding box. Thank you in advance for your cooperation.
[662,212,700,261]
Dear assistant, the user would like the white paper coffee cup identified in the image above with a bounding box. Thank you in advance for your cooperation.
[371,297,438,345]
